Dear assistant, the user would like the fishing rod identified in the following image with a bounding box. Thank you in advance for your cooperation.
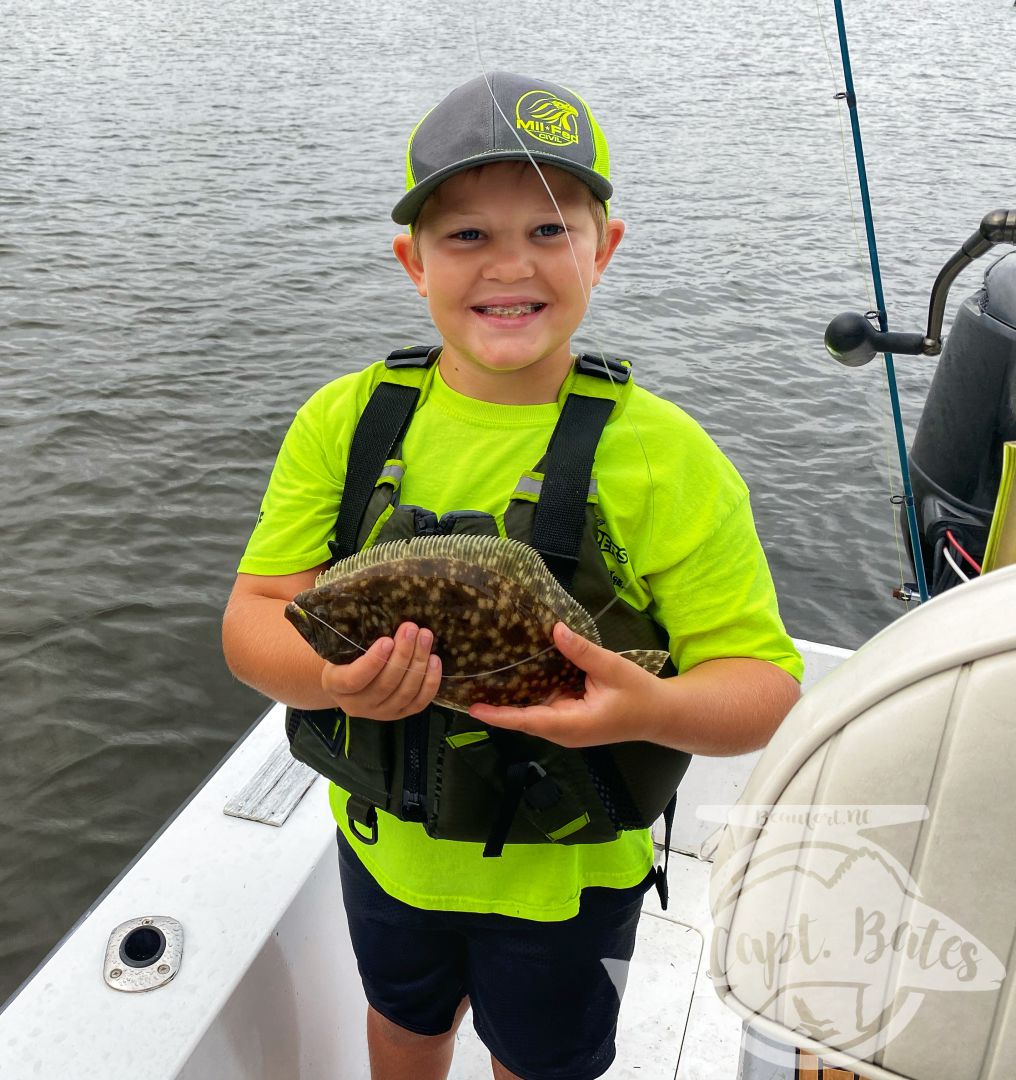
[825,5,1016,603]
[824,0,930,603]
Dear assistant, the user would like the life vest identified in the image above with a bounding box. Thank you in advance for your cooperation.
[285,347,691,906]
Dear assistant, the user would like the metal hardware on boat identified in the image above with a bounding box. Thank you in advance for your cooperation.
[103,916,183,992]
[825,208,1016,367]
[892,583,918,602]
[823,311,927,367]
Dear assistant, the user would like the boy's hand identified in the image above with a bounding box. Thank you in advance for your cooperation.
[467,623,663,747]
[320,622,442,721]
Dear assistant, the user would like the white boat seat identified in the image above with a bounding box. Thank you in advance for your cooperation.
[709,565,1016,1080]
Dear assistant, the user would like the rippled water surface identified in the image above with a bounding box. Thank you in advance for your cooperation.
[2,0,1013,1001]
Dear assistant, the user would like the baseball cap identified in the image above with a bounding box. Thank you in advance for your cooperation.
[392,71,612,226]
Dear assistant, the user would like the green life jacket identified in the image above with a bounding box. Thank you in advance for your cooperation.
[285,347,691,906]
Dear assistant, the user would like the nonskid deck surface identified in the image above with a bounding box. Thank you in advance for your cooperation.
[450,854,741,1080]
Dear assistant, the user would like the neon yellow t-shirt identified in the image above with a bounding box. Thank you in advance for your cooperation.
[239,359,803,920]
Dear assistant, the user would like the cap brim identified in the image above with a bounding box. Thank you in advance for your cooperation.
[391,151,613,225]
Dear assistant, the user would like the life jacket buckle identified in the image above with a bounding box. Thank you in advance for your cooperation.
[521,763,562,811]
[384,345,441,369]
[575,353,631,383]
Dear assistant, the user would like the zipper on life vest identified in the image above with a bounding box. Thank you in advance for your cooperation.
[401,713,428,822]
[397,509,450,823]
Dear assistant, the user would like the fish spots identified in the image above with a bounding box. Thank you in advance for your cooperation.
[286,536,603,711]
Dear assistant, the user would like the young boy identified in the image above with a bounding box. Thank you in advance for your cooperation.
[223,72,802,1080]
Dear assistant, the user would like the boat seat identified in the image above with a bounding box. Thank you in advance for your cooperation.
[709,564,1016,1080]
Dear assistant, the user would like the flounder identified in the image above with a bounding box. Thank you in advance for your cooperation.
[284,534,670,712]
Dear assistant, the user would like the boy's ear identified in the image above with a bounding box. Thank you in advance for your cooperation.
[591,219,625,288]
[392,233,427,297]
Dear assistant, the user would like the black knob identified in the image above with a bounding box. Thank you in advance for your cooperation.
[825,312,929,366]
[825,311,879,367]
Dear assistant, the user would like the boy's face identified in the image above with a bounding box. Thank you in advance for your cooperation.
[393,162,623,405]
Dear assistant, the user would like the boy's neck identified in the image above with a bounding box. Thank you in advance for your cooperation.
[436,345,574,406]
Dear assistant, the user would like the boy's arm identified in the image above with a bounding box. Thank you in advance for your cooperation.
[223,568,333,710]
[222,571,442,717]
[469,622,800,755]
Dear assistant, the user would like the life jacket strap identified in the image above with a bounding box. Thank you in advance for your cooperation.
[483,760,545,858]
[347,794,380,845]
[331,382,422,561]
[530,393,615,590]
[653,793,678,910]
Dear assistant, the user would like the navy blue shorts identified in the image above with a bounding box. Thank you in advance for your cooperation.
[336,828,653,1080]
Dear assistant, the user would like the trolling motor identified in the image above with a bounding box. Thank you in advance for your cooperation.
[825,209,1016,596]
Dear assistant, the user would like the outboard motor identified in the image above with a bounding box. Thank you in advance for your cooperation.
[825,210,1016,597]
[908,253,1016,592]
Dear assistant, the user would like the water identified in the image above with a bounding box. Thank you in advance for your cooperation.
[1,0,1013,1002]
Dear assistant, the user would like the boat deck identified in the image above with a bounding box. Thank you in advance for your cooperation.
[3,636,853,1080]
[449,854,741,1079]
[0,712,745,1080]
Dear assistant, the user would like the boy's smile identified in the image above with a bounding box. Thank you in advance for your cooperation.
[393,162,624,405]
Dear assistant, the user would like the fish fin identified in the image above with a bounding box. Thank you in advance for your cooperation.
[317,535,601,646]
[314,541,414,588]
[616,649,670,675]
[431,693,470,715]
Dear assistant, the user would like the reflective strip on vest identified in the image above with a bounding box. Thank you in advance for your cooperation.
[378,463,404,485]
[514,475,598,499]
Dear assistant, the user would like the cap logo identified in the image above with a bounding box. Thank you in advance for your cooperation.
[515,90,580,148]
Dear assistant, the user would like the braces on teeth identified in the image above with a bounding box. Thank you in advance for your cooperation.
[476,303,543,316]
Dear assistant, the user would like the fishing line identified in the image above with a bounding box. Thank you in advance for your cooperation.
[814,0,908,593]
[814,0,873,309]
[813,0,921,600]
[811,0,906,596]
[294,594,623,681]
[297,25,663,691]
[295,603,556,677]
[468,9,660,561]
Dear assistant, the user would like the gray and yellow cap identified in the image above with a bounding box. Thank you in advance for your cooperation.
[392,71,612,226]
